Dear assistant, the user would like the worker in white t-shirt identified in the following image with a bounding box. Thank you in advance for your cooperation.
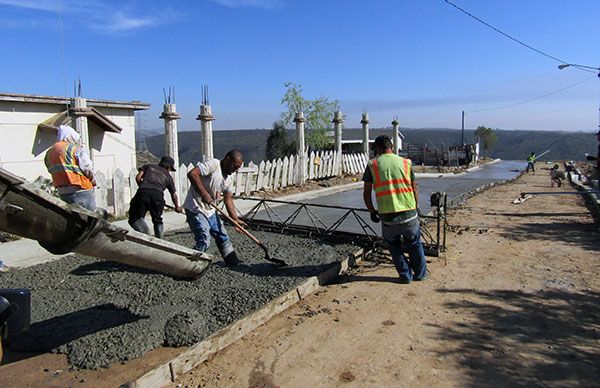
[184,150,246,266]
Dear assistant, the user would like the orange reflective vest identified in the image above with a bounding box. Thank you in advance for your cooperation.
[369,153,416,214]
[44,141,93,190]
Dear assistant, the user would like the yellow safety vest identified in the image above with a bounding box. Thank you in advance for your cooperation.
[369,153,416,214]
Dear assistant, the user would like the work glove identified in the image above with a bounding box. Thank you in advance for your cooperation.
[370,211,380,223]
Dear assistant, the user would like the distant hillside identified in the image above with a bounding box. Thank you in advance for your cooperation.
[144,128,598,165]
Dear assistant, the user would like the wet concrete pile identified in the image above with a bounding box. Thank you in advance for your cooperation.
[1,230,358,369]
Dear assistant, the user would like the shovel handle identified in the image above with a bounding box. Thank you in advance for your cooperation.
[210,204,260,244]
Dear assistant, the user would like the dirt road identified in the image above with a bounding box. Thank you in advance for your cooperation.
[177,171,600,387]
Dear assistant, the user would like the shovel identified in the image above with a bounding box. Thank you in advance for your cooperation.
[209,204,287,267]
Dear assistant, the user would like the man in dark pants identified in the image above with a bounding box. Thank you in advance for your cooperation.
[363,135,428,284]
[128,156,182,238]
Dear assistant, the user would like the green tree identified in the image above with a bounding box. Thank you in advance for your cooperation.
[265,120,295,160]
[474,125,497,158]
[279,82,340,150]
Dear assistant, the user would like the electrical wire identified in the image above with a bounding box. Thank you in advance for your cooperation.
[57,0,70,113]
[466,76,595,113]
[444,0,596,74]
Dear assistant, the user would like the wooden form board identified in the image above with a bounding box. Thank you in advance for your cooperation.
[123,248,364,388]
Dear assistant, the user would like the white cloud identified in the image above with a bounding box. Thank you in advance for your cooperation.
[102,11,159,33]
[210,0,282,10]
[0,0,180,33]
[0,0,56,12]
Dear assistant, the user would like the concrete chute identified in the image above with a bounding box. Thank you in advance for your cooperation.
[0,167,211,279]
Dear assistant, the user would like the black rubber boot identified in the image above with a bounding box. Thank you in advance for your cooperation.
[223,251,241,266]
[154,223,164,239]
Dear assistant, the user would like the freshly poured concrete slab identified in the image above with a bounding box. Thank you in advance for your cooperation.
[241,160,524,235]
[0,230,359,370]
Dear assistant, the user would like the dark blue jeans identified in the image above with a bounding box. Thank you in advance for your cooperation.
[185,209,233,259]
[526,161,535,173]
[59,189,96,211]
[382,216,428,282]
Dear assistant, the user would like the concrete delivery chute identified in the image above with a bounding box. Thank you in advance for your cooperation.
[0,167,212,279]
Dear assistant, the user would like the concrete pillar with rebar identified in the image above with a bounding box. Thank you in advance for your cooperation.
[71,97,91,156]
[197,104,214,162]
[361,112,370,156]
[160,103,181,192]
[333,111,343,174]
[392,118,400,155]
[294,112,306,185]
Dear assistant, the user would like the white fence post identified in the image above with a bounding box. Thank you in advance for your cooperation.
[112,169,128,218]
[94,171,108,210]
[281,156,289,188]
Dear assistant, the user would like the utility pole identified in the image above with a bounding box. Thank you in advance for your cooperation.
[461,110,465,146]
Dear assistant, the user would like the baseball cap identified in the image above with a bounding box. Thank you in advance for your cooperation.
[159,156,176,171]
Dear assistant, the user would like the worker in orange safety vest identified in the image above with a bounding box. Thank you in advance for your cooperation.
[362,135,428,284]
[44,125,96,211]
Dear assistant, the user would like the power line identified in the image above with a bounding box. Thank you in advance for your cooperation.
[57,0,69,112]
[466,76,595,113]
[444,0,596,74]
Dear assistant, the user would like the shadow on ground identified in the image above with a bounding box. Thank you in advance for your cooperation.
[430,288,600,386]
[6,304,146,357]
[497,219,599,253]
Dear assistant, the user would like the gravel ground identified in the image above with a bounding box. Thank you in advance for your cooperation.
[1,230,358,369]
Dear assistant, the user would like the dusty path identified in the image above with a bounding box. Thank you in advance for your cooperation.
[177,171,600,387]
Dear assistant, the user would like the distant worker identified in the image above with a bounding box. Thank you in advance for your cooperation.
[128,156,182,239]
[549,164,565,188]
[184,150,246,266]
[363,135,428,284]
[44,125,96,211]
[585,130,600,177]
[526,152,536,173]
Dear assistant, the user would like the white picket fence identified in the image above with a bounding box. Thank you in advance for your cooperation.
[94,151,368,217]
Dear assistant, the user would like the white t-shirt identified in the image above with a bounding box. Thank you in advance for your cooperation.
[184,159,234,216]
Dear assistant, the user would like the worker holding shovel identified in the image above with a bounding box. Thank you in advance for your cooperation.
[184,150,246,266]
[526,152,536,173]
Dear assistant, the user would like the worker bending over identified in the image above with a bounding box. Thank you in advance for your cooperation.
[549,164,565,188]
[184,150,246,266]
[128,156,182,239]
[363,135,428,284]
[44,125,96,211]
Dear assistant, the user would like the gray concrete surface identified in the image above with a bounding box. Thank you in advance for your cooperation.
[238,160,524,235]
[1,231,358,369]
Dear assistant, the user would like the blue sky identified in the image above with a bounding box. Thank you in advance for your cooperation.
[1,0,599,132]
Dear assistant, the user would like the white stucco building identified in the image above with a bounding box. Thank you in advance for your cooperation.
[0,93,149,182]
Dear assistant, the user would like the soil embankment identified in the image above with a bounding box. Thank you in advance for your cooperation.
[175,170,600,387]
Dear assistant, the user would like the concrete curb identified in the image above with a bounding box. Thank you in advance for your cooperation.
[571,179,600,214]
[416,158,502,178]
